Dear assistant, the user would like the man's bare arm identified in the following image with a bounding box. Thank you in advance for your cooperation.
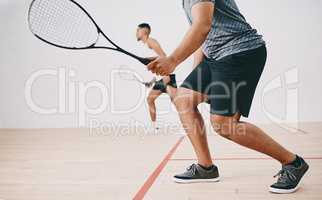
[193,47,205,68]
[147,38,167,57]
[170,2,214,66]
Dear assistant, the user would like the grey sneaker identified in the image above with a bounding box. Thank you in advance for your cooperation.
[173,164,220,183]
[269,156,309,194]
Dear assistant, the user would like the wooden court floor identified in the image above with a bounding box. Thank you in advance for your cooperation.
[0,122,321,200]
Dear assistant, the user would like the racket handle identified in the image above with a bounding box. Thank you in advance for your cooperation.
[138,57,154,65]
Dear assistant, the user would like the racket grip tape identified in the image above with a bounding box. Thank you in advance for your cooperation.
[139,57,155,65]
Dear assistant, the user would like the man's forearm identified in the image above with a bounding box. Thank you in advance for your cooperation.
[193,47,205,68]
[146,2,214,75]
[170,23,210,66]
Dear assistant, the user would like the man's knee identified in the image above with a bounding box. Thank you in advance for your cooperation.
[147,95,155,105]
[166,86,177,102]
[210,115,236,139]
[173,88,196,111]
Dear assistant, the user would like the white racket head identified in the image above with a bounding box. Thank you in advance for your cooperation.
[28,0,99,49]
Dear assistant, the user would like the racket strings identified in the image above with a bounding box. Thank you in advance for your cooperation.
[29,0,98,48]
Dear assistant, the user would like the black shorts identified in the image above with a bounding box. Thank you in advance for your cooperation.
[153,74,177,93]
[181,45,267,117]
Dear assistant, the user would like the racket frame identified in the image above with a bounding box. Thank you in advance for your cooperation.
[118,70,143,83]
[28,0,151,65]
[117,68,157,87]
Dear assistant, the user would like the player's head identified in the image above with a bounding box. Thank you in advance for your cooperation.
[136,23,151,41]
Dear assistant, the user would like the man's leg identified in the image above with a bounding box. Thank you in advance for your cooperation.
[173,87,212,167]
[166,86,176,102]
[210,113,309,193]
[210,113,295,165]
[147,89,162,123]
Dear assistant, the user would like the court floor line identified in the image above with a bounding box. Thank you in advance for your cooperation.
[170,156,322,161]
[133,136,185,200]
[278,124,310,134]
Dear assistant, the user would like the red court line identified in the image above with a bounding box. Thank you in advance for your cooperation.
[133,136,185,200]
[170,156,322,161]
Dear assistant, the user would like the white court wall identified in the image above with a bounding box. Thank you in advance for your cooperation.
[0,0,321,128]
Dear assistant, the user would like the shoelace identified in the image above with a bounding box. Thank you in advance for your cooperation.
[186,164,197,176]
[274,168,297,183]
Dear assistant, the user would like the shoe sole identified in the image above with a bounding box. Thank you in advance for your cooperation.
[173,177,220,184]
[269,163,309,194]
[269,184,300,194]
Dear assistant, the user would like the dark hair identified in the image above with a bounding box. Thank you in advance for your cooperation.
[138,23,151,31]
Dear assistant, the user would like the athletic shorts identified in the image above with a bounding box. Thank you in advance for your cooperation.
[181,45,267,117]
[153,74,177,93]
